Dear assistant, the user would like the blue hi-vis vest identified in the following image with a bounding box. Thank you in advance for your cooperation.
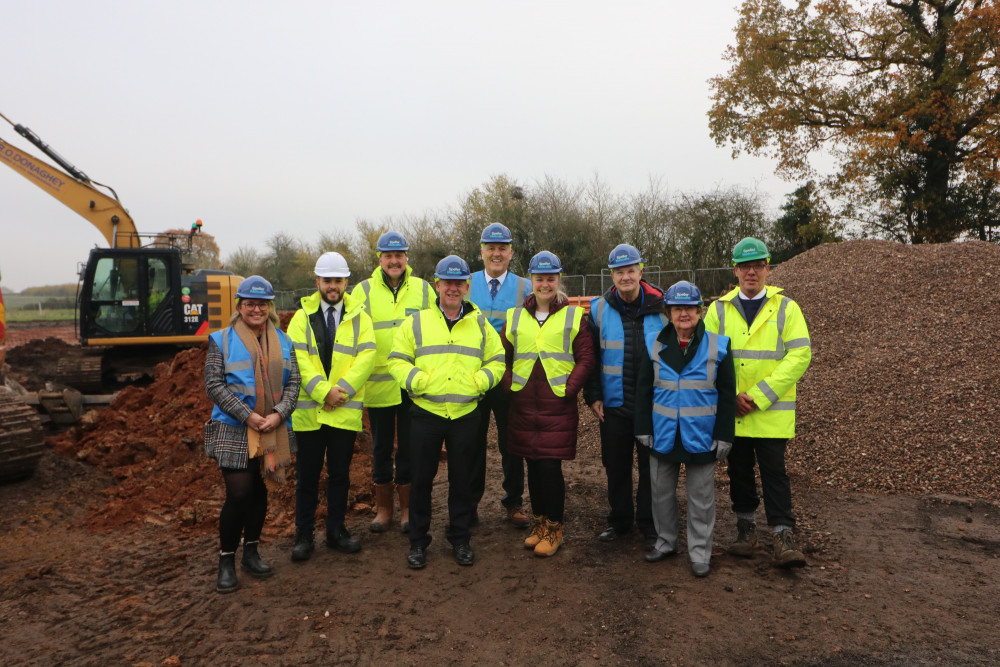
[648,331,729,455]
[590,296,668,408]
[470,271,530,334]
[209,326,294,428]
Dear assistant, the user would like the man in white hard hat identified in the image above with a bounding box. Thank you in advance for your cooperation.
[287,252,376,561]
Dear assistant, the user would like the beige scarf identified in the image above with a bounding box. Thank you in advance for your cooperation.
[233,318,291,482]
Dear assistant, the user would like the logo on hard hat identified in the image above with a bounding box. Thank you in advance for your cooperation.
[677,290,691,298]
[615,253,631,262]
[742,248,756,256]
[446,266,463,275]
[489,231,504,239]
[250,285,267,295]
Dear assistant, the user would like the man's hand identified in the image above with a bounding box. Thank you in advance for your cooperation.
[589,400,605,422]
[323,386,347,410]
[736,393,757,417]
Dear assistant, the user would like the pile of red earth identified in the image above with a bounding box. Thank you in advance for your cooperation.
[49,344,373,533]
[772,239,999,499]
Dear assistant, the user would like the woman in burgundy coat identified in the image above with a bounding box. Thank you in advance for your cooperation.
[501,251,596,557]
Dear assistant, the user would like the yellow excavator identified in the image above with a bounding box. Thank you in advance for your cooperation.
[1,113,244,389]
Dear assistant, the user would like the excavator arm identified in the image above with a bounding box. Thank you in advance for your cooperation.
[0,125,138,248]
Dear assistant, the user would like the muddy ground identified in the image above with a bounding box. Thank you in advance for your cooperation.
[2,431,998,666]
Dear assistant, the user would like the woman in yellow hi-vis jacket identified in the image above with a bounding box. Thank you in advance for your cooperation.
[501,251,596,558]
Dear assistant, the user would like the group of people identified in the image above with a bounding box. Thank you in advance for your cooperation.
[203,225,811,593]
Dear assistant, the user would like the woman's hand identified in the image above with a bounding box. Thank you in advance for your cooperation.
[247,412,282,432]
[259,413,282,433]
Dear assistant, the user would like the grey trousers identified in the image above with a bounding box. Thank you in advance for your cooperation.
[648,455,716,565]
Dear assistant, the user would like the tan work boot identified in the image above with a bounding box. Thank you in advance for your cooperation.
[773,529,806,568]
[533,519,563,557]
[729,518,758,558]
[369,482,394,533]
[507,506,530,529]
[523,515,547,549]
[396,483,411,533]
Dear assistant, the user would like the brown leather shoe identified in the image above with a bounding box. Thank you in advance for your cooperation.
[506,506,530,529]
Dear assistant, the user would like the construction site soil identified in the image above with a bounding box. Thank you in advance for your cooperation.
[2,239,998,665]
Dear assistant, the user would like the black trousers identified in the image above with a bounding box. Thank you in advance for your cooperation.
[599,410,654,536]
[294,425,357,532]
[728,436,795,528]
[368,391,413,485]
[526,458,565,523]
[408,406,479,550]
[470,385,525,510]
[219,464,267,552]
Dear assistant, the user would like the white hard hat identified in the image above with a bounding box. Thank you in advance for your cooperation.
[314,251,350,278]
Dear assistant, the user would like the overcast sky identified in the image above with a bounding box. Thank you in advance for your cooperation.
[0,0,791,292]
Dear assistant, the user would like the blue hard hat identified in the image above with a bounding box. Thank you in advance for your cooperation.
[607,243,643,269]
[480,222,513,244]
[434,255,472,280]
[235,275,276,300]
[664,280,703,307]
[528,250,562,274]
[376,230,409,252]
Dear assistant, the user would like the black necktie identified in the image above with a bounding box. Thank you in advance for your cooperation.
[326,306,337,346]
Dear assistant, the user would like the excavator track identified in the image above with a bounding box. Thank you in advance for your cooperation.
[0,393,46,484]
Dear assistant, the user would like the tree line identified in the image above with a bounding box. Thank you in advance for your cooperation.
[221,174,841,294]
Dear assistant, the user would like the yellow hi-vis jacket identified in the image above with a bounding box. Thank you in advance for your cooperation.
[703,285,811,439]
[505,305,585,397]
[288,290,376,432]
[351,265,435,407]
[387,302,505,420]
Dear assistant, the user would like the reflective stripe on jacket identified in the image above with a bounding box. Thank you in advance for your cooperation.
[590,295,668,408]
[470,271,530,333]
[703,285,811,438]
[208,326,294,429]
[351,265,434,407]
[288,290,376,432]
[648,330,729,455]
[506,305,584,397]
[386,304,505,419]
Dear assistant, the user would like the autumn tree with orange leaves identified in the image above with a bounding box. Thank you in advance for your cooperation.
[709,0,1000,243]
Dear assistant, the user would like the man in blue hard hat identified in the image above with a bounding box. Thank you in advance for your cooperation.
[583,244,667,549]
[351,231,435,536]
[468,222,532,529]
[387,255,505,569]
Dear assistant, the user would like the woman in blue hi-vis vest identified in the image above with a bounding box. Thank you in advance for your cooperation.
[635,281,735,578]
[204,276,300,594]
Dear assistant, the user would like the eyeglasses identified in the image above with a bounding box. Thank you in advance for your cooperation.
[736,261,768,271]
[242,301,270,311]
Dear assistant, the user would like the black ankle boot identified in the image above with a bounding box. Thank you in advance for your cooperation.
[291,528,315,562]
[241,541,273,578]
[217,552,238,593]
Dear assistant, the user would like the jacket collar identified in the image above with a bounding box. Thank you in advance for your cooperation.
[718,284,783,303]
[300,288,362,320]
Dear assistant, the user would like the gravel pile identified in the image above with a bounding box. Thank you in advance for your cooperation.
[771,240,1000,499]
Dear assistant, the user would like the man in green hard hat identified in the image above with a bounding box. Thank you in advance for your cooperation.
[703,237,812,568]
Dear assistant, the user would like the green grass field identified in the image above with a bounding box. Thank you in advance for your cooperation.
[4,308,76,323]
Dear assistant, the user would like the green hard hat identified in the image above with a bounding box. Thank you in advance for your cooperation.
[732,237,771,265]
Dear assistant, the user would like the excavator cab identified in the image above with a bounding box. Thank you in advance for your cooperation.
[80,248,182,341]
